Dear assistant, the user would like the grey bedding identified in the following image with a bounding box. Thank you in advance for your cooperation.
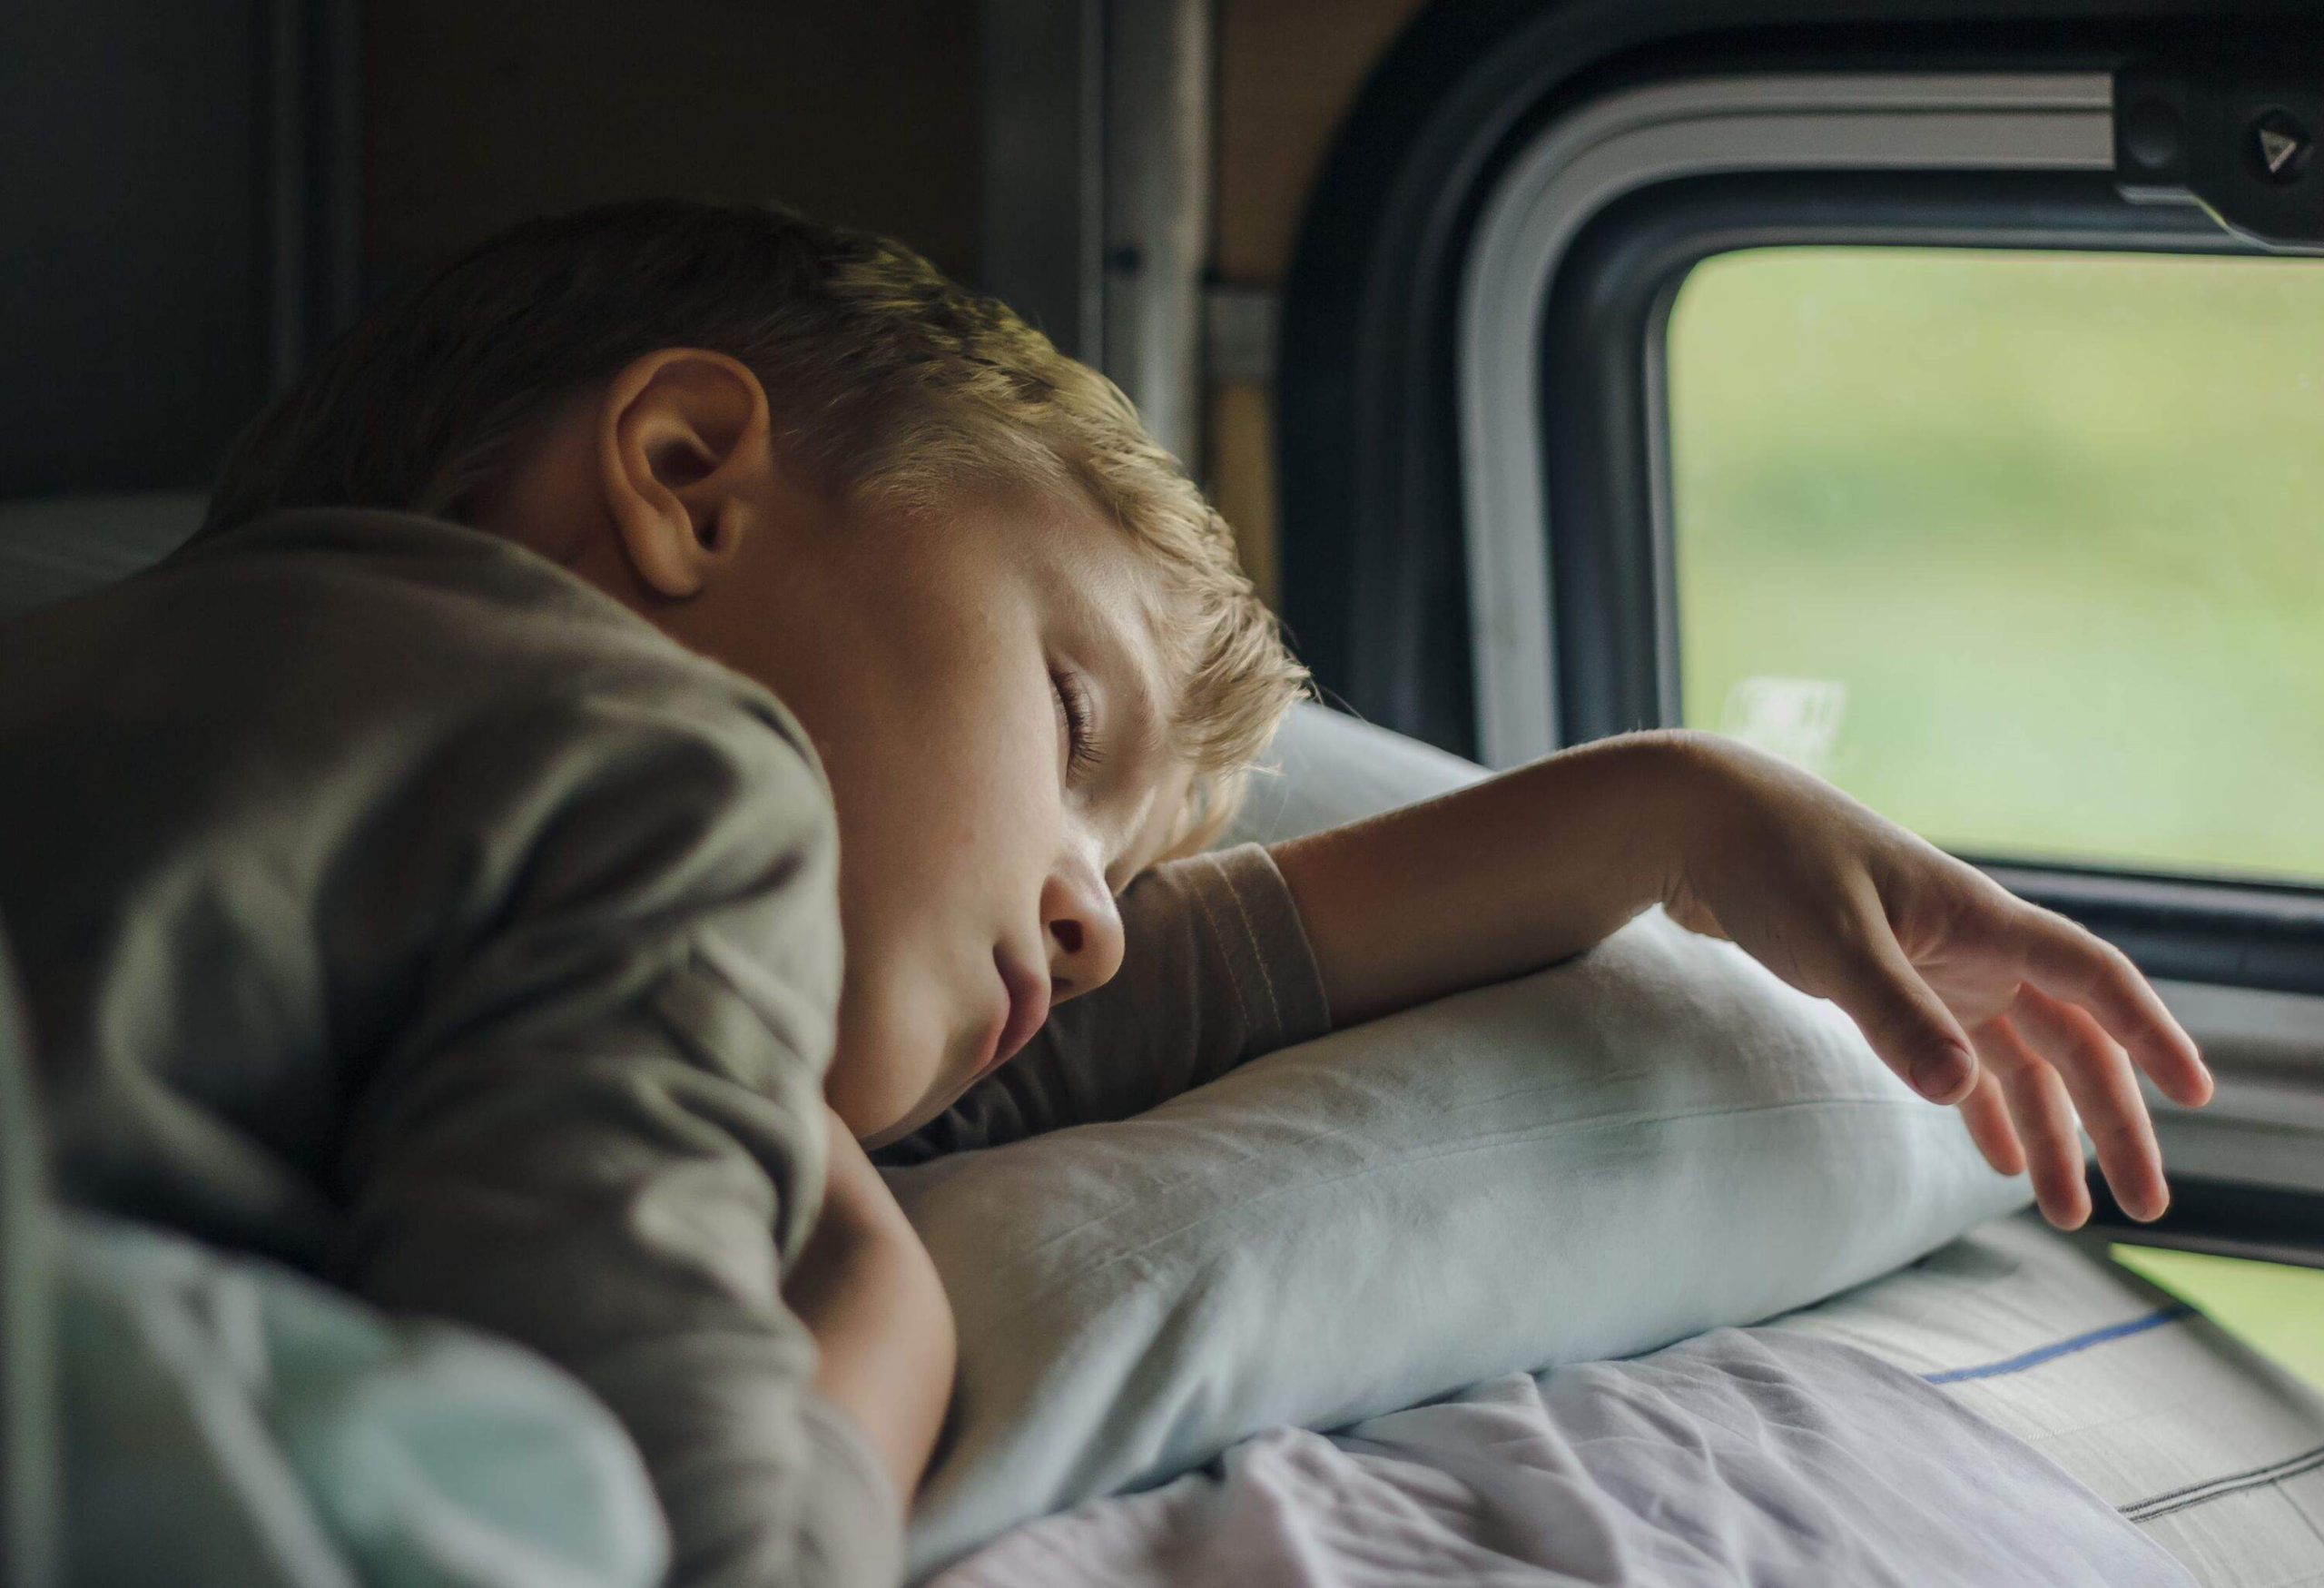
[927,1326,2192,1587]
[926,1214,2324,1587]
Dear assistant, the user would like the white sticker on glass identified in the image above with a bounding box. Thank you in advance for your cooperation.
[1719,676,1847,776]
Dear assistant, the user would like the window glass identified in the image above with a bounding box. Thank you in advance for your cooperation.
[2112,1245,2324,1394]
[1668,247,2324,884]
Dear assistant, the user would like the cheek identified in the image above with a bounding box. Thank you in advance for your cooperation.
[812,639,1061,1110]
[827,665,1059,915]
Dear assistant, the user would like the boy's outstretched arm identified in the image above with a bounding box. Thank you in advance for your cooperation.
[1268,728,2215,1231]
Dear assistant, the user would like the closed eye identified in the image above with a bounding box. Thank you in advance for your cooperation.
[1052,666,1106,784]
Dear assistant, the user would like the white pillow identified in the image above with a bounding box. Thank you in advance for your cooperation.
[1220,702,1489,844]
[889,706,2033,1577]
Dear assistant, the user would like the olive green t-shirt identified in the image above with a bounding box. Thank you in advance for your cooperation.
[0,508,1330,1588]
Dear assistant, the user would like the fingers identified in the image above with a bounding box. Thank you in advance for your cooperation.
[1955,1065,2026,1179]
[1829,912,1978,1103]
[1971,1016,2092,1229]
[2021,913,2211,1108]
[2012,984,2170,1223]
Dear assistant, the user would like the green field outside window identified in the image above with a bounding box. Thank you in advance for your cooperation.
[1669,247,2324,885]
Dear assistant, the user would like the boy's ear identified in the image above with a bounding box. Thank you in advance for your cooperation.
[597,349,775,598]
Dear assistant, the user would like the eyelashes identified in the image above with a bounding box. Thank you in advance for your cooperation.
[1052,666,1106,783]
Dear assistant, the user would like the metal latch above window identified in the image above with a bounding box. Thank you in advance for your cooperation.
[2116,56,2324,251]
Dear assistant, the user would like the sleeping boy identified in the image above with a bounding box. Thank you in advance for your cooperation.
[0,200,2210,1587]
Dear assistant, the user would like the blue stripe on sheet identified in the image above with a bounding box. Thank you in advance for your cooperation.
[1921,1304,2196,1386]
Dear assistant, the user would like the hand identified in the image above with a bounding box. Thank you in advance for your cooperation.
[1661,737,2214,1230]
[785,1103,957,1504]
[816,1100,918,1239]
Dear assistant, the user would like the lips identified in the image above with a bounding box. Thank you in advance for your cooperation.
[982,949,1053,1080]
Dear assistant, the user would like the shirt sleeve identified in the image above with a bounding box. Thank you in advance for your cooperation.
[876,843,1331,1165]
[332,692,901,1588]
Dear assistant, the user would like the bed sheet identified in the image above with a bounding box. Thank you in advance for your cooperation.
[927,1212,2324,1587]
[1768,1209,2324,1586]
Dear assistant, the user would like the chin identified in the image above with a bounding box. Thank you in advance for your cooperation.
[827,990,960,1147]
[838,1060,957,1152]
[858,1117,912,1151]
[857,1069,974,1151]
[857,1103,936,1153]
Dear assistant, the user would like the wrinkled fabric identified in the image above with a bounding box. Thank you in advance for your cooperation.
[889,909,2032,1578]
[56,1212,669,1588]
[931,1328,2196,1588]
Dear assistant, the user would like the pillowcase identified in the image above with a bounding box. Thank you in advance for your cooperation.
[888,706,2034,1577]
[1219,701,1489,844]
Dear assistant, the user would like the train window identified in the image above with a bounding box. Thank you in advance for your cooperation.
[1668,243,2324,1372]
[1669,246,2324,886]
[2112,1243,2324,1392]
[1289,35,2324,1324]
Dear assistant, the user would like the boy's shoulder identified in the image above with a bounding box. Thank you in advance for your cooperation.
[0,508,846,1267]
[170,508,789,720]
[119,508,824,774]
[0,506,838,980]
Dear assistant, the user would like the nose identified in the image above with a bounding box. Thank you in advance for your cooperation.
[1041,850,1125,1001]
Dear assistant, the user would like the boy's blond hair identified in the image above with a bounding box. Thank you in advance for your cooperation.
[201,199,1305,850]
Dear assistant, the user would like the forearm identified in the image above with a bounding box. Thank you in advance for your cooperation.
[1270,729,1711,1026]
[786,1168,957,1507]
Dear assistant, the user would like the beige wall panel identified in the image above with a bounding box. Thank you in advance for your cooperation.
[1207,379,1280,607]
[1212,0,1426,602]
[1215,0,1429,285]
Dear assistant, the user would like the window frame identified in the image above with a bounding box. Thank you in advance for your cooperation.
[1528,173,2324,1264]
[1457,70,2131,768]
[1542,170,2324,997]
[1544,171,2239,746]
[1280,37,2324,1264]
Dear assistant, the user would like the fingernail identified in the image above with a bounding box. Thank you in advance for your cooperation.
[1913,1046,1971,1100]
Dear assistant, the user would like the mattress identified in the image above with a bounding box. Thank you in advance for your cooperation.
[1767,1210,2324,1586]
[931,1212,2324,1586]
